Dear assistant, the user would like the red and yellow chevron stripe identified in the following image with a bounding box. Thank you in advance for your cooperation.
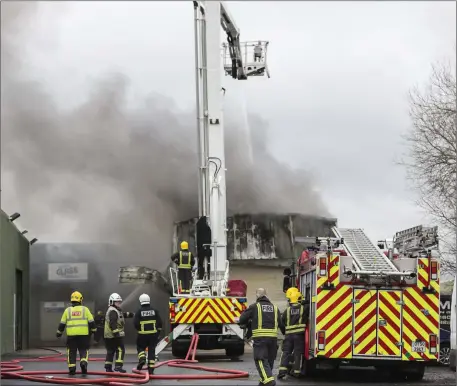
[316,254,353,359]
[377,290,402,357]
[353,289,377,356]
[169,297,247,324]
[313,255,439,362]
[402,258,439,361]
[402,258,440,361]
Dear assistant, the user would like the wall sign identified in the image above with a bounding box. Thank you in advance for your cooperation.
[48,263,88,282]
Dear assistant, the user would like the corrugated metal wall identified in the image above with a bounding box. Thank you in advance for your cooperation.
[174,213,337,261]
[0,210,30,355]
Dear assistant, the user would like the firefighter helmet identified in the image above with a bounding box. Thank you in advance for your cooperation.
[71,291,83,302]
[289,291,302,304]
[109,293,122,306]
[181,241,189,250]
[139,293,150,305]
[285,287,299,299]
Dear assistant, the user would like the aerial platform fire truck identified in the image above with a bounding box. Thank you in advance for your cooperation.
[119,0,270,359]
[283,225,440,380]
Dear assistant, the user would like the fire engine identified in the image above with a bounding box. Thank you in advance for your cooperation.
[283,225,440,380]
[119,0,270,358]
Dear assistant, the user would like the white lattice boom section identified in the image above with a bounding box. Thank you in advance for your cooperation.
[333,228,399,272]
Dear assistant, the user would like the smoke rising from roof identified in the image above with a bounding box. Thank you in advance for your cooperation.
[1,2,330,273]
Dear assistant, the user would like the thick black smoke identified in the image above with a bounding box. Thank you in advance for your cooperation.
[1,2,330,273]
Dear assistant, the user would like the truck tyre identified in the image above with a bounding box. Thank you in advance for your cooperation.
[171,341,188,359]
[226,344,245,358]
[406,365,425,381]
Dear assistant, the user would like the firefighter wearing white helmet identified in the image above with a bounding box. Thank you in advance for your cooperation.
[133,293,163,375]
[103,293,134,373]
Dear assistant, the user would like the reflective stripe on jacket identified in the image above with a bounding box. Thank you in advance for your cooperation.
[59,306,94,336]
[252,303,279,338]
[284,304,306,335]
[179,251,192,269]
[104,306,125,338]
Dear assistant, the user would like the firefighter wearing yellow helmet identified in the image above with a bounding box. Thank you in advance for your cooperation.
[278,289,309,379]
[285,287,300,300]
[170,240,196,294]
[56,291,97,376]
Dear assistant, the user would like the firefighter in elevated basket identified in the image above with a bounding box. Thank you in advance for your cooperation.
[239,288,284,386]
[278,288,309,379]
[134,293,163,375]
[56,291,97,376]
[171,241,195,294]
[104,293,134,373]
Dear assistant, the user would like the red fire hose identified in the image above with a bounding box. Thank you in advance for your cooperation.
[1,334,249,385]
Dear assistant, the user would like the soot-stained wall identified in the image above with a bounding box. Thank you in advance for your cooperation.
[174,213,338,261]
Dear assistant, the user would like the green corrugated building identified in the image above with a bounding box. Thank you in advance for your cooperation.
[0,210,30,355]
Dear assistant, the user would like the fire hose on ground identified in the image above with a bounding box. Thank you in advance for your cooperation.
[0,334,250,385]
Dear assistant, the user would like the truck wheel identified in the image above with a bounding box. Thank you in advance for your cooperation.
[439,343,451,366]
[406,365,425,381]
[226,344,245,358]
[171,342,188,359]
[302,358,317,377]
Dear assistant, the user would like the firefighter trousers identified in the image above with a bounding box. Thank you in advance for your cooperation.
[253,338,278,385]
[137,334,159,371]
[178,268,192,294]
[279,334,304,376]
[66,336,90,370]
[94,328,104,343]
[104,337,125,369]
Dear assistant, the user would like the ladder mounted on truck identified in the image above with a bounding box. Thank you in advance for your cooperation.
[332,227,400,273]
[393,225,439,258]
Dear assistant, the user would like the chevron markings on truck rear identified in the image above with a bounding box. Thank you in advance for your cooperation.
[316,254,353,359]
[353,289,377,356]
[401,258,440,361]
[377,290,402,357]
[171,297,247,324]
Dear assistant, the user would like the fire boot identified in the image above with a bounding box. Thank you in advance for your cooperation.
[114,366,126,373]
[277,370,287,379]
[148,367,155,376]
[137,357,146,371]
[105,365,114,373]
[80,361,88,375]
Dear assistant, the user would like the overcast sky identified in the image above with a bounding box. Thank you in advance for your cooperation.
[4,0,456,242]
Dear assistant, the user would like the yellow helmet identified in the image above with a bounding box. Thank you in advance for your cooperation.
[71,291,83,303]
[285,287,299,299]
[180,241,189,250]
[289,291,302,304]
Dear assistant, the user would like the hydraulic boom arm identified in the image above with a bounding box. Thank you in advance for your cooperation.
[193,1,269,295]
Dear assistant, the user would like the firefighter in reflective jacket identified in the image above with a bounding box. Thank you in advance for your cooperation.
[134,293,163,375]
[104,293,134,373]
[239,288,283,386]
[278,288,309,379]
[171,241,195,294]
[56,291,97,375]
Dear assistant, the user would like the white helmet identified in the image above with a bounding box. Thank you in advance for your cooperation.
[109,293,122,306]
[139,293,150,305]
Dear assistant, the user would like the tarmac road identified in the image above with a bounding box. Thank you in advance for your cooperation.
[1,346,455,386]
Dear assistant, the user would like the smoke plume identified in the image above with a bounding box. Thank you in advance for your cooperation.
[1,2,330,274]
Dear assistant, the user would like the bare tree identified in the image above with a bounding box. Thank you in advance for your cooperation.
[402,60,456,274]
